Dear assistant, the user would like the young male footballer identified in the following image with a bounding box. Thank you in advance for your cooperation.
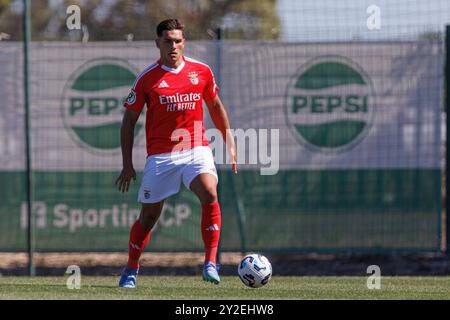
[115,19,237,288]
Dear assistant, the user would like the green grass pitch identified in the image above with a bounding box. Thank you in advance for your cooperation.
[0,276,450,300]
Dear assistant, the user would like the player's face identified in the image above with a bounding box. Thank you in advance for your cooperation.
[156,30,185,67]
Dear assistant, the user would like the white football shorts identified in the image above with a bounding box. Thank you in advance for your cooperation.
[138,146,218,203]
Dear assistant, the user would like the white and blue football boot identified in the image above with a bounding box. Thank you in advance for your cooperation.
[119,267,139,288]
[202,262,220,284]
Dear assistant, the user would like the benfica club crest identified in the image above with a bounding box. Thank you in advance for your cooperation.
[188,71,199,85]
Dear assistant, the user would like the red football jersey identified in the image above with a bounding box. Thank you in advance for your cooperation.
[124,56,219,156]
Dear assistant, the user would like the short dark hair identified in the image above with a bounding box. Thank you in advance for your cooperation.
[156,19,184,37]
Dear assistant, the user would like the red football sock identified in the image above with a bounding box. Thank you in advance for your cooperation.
[201,202,221,265]
[127,220,151,269]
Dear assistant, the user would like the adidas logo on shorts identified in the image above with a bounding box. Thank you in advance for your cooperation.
[205,224,219,231]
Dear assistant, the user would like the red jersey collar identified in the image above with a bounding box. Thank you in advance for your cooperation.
[158,56,185,74]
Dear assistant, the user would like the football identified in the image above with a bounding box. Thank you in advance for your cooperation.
[238,253,272,288]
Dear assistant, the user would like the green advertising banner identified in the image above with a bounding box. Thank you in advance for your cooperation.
[0,41,443,252]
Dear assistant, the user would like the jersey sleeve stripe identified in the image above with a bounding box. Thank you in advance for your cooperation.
[132,62,158,89]
[184,56,213,71]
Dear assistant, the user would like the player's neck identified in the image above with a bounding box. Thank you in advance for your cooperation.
[161,57,183,70]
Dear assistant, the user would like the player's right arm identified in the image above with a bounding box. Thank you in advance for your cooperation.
[115,76,146,193]
[115,109,139,192]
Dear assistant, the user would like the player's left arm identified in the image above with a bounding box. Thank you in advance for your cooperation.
[205,95,237,174]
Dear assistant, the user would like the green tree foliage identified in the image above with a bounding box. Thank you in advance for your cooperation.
[0,0,280,41]
[0,0,54,40]
[0,0,12,14]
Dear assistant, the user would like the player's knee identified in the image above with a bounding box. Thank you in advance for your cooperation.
[200,188,218,204]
